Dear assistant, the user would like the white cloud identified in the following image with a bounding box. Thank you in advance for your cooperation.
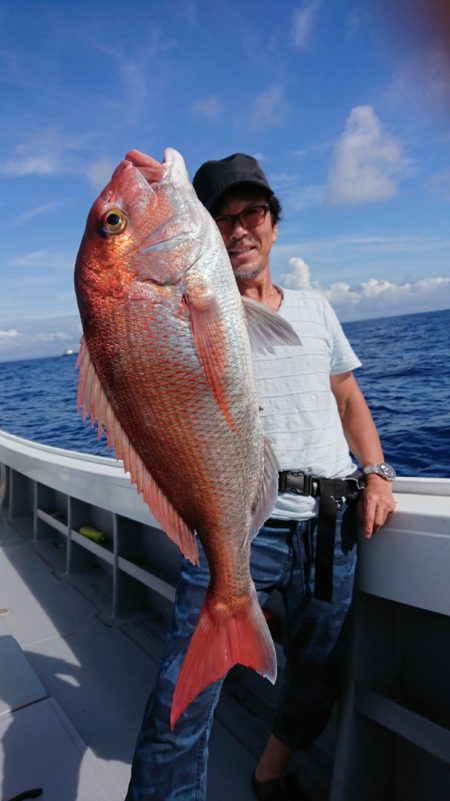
[190,95,223,120]
[0,329,20,340]
[291,2,320,50]
[2,154,58,176]
[0,130,90,177]
[99,33,177,122]
[0,315,81,360]
[326,106,405,206]
[34,331,73,343]
[282,257,314,289]
[250,85,291,128]
[387,42,450,118]
[17,201,62,224]
[280,256,450,320]
[1,132,67,176]
[8,248,74,270]
[9,250,51,267]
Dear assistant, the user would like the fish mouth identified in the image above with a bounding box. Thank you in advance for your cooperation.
[125,147,189,193]
[125,150,165,188]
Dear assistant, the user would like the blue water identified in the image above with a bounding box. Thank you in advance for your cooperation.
[0,308,448,478]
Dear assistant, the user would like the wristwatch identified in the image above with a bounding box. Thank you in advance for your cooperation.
[363,463,396,481]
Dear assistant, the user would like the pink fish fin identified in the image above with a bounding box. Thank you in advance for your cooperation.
[246,434,281,545]
[242,296,302,351]
[170,589,277,729]
[138,480,199,565]
[76,338,198,564]
[183,291,237,432]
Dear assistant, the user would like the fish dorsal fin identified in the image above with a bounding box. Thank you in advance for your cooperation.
[76,337,199,565]
[242,296,302,351]
[183,290,237,431]
[246,435,280,545]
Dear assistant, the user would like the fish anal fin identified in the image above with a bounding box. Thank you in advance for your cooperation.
[170,590,277,729]
[76,338,198,564]
[183,289,237,432]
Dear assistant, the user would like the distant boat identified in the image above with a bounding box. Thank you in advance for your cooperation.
[62,347,75,356]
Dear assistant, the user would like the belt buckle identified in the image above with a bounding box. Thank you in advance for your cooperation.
[287,470,311,496]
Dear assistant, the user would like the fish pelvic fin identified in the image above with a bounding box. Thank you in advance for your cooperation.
[170,589,277,729]
[183,290,237,432]
[242,296,302,351]
[76,337,199,565]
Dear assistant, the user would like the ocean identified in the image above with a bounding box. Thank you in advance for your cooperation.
[0,307,448,478]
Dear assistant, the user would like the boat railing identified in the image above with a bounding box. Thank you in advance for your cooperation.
[1,429,450,800]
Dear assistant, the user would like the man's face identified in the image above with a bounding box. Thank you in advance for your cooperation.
[213,191,278,282]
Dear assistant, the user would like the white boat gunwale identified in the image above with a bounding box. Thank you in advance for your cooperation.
[1,428,450,800]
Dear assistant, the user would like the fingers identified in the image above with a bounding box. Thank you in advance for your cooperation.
[360,488,396,539]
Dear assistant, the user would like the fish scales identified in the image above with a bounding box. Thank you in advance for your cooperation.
[74,147,300,728]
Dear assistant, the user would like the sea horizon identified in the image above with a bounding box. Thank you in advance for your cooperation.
[0,304,449,365]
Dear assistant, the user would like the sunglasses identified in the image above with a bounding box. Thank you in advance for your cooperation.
[213,204,270,234]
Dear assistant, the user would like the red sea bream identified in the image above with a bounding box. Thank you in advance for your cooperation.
[74,147,299,728]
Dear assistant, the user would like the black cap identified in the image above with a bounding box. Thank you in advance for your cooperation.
[192,153,274,211]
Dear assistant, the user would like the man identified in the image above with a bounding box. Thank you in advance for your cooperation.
[125,154,395,801]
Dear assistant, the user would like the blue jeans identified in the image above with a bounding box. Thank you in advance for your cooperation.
[125,509,357,801]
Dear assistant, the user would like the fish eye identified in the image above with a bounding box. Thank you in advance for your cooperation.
[101,208,127,235]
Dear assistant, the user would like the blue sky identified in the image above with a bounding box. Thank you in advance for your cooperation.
[1,0,449,361]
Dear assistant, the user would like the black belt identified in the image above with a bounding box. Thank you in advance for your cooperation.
[275,471,364,603]
[278,470,363,499]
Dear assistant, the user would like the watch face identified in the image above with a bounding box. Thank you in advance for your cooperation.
[380,463,396,479]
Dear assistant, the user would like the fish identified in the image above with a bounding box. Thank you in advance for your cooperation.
[74,147,301,729]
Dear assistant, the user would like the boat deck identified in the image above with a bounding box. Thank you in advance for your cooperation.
[0,506,333,801]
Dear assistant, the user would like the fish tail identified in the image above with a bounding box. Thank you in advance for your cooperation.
[170,590,277,729]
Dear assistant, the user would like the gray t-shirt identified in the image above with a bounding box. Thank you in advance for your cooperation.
[252,287,361,520]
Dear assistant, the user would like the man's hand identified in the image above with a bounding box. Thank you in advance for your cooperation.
[330,372,397,538]
[357,474,396,538]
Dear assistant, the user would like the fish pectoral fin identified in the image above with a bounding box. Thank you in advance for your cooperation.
[76,338,199,564]
[242,296,302,351]
[183,289,237,431]
[170,589,277,729]
[247,435,281,544]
